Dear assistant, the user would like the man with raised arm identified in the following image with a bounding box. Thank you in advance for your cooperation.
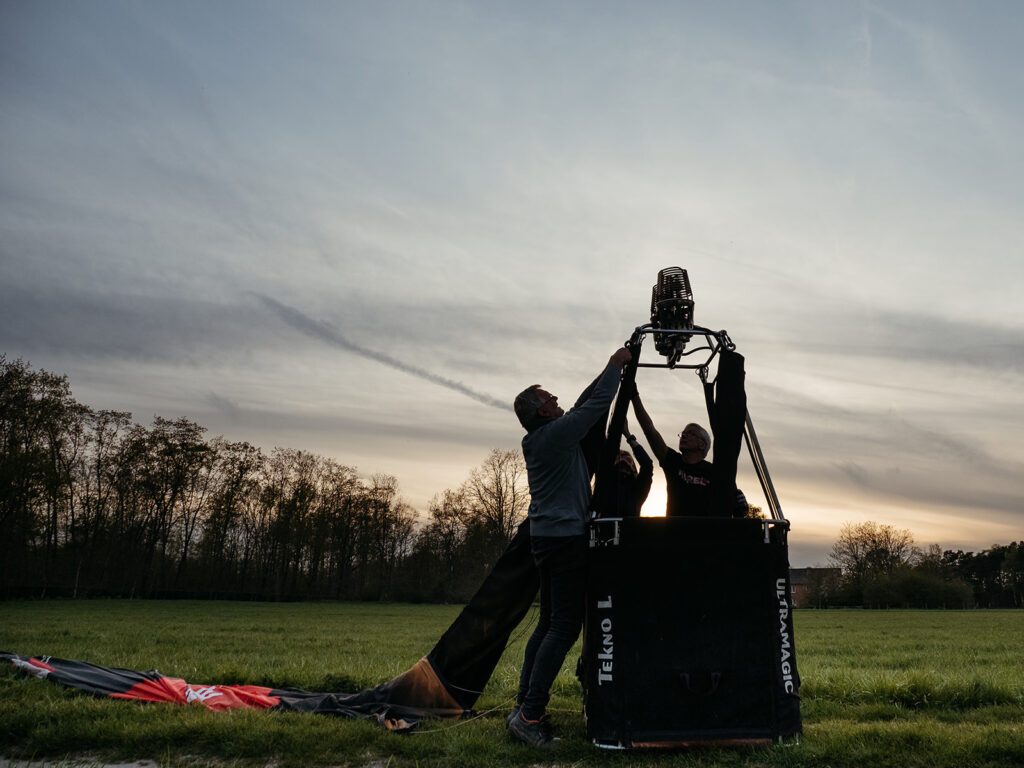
[508,346,632,747]
[631,388,715,517]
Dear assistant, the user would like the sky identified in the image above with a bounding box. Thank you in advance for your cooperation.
[1,1,1021,566]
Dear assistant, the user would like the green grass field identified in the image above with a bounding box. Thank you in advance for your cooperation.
[1,601,1022,767]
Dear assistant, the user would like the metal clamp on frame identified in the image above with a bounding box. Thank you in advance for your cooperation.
[589,518,621,548]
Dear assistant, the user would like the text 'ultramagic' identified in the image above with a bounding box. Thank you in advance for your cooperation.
[776,578,795,694]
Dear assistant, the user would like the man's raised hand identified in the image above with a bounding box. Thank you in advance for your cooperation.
[609,347,632,369]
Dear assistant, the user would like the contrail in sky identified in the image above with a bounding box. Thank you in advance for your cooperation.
[258,294,511,411]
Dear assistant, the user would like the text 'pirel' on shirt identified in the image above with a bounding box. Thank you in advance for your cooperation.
[660,450,713,516]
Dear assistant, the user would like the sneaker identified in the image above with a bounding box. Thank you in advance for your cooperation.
[507,711,557,747]
[505,706,520,728]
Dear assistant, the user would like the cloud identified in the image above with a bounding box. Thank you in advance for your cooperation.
[739,274,1024,374]
[205,392,242,423]
[0,281,268,364]
[257,294,511,411]
[835,461,870,488]
[802,309,1024,373]
[745,378,1023,523]
[197,398,511,452]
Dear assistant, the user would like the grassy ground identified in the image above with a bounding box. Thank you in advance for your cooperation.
[1,601,1022,767]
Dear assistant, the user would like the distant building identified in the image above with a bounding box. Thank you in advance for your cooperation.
[789,567,841,608]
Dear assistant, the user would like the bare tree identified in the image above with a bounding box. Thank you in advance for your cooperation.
[463,449,530,542]
[71,409,133,596]
[313,459,360,597]
[829,521,918,581]
[0,357,85,593]
[419,488,470,599]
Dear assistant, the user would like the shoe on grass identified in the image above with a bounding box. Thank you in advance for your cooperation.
[505,706,520,728]
[507,711,557,747]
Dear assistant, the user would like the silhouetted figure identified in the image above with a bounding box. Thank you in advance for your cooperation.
[607,417,653,517]
[509,346,631,746]
[631,389,716,517]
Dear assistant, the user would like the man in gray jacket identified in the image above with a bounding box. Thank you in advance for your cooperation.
[508,346,632,746]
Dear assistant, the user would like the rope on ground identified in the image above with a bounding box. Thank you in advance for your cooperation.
[409,693,518,735]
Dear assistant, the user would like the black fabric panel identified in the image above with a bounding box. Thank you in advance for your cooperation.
[583,518,801,745]
[703,377,716,436]
[270,688,438,721]
[425,520,538,709]
[577,376,611,479]
[710,349,746,516]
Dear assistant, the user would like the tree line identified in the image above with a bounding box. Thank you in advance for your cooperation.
[5,357,1020,607]
[0,356,528,602]
[806,521,1023,608]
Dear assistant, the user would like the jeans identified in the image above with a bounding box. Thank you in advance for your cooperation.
[517,534,587,720]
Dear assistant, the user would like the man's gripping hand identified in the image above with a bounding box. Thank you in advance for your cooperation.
[609,347,633,369]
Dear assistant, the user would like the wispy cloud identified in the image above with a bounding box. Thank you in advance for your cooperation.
[749,381,1023,523]
[0,282,265,364]
[205,392,242,423]
[257,294,511,411]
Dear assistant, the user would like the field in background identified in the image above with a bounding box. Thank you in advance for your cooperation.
[2,601,1022,767]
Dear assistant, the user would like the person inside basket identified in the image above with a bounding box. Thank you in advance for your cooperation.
[630,387,717,517]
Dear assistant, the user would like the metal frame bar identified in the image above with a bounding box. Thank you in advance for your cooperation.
[628,323,785,521]
[628,324,731,370]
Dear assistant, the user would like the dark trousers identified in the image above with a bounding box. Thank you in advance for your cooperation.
[517,534,587,720]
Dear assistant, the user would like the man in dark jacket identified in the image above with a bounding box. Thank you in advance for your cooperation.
[508,346,631,746]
